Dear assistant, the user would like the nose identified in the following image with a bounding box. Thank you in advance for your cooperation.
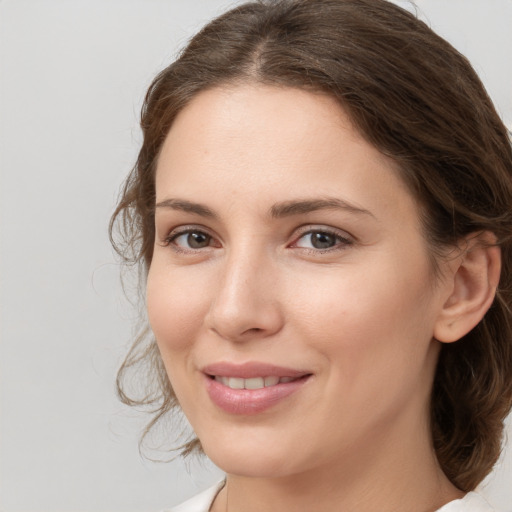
[205,249,284,343]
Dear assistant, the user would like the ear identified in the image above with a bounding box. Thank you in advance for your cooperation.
[434,232,501,343]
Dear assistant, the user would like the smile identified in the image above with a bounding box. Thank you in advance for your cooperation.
[212,376,299,389]
[202,363,312,415]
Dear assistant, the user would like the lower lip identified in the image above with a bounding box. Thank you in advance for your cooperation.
[204,375,310,415]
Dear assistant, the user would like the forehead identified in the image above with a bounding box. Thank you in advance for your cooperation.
[155,84,415,223]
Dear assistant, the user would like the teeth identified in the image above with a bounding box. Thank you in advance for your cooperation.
[244,377,265,389]
[228,377,245,389]
[264,376,279,387]
[214,375,297,389]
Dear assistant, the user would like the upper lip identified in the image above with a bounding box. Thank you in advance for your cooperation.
[202,362,310,379]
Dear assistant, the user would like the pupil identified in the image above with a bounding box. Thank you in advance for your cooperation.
[312,232,335,249]
[188,232,209,248]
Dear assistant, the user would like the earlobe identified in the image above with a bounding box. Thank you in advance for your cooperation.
[434,232,501,343]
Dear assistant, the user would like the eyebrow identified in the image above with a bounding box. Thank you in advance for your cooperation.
[154,198,218,219]
[154,196,374,220]
[270,197,375,219]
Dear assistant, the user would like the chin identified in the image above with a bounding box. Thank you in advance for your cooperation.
[201,434,301,478]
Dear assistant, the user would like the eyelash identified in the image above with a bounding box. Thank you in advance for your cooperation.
[162,226,219,254]
[161,225,354,254]
[290,227,354,253]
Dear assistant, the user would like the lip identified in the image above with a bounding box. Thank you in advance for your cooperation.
[202,362,309,379]
[202,362,312,415]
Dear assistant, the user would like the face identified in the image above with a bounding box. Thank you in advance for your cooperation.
[147,85,451,479]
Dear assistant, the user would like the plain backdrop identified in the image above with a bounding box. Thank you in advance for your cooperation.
[1,1,511,511]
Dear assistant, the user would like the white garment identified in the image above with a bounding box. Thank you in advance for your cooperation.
[164,481,497,512]
[165,481,224,512]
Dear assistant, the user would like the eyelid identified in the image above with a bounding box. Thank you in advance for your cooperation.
[292,224,354,239]
[288,224,355,250]
[160,224,221,249]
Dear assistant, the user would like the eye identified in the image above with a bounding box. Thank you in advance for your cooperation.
[164,228,219,251]
[292,229,352,251]
[175,231,211,249]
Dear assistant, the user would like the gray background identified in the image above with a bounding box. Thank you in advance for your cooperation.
[0,1,511,511]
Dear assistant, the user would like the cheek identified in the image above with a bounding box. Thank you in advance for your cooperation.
[298,272,438,436]
[290,257,437,383]
[146,262,209,355]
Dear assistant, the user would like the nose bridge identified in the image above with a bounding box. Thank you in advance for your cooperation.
[223,247,259,301]
[206,240,282,341]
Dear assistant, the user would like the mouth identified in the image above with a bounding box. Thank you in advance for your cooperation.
[208,374,308,390]
[202,363,312,414]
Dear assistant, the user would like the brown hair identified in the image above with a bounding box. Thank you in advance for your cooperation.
[110,0,512,491]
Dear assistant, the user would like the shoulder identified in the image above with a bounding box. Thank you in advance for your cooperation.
[162,481,225,512]
[436,492,499,512]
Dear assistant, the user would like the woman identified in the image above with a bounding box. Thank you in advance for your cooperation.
[110,0,512,511]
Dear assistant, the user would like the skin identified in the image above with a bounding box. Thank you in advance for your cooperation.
[147,85,465,512]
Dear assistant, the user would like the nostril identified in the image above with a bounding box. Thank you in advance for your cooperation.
[245,327,263,334]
